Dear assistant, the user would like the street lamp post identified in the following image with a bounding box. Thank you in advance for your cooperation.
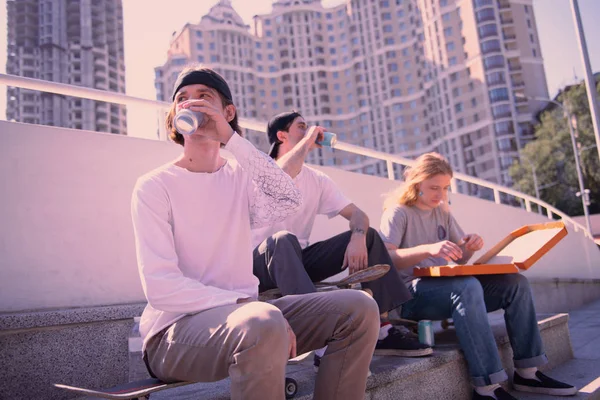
[570,0,600,166]
[516,94,593,235]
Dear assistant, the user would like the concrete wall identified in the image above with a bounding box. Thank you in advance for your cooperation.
[1,120,600,313]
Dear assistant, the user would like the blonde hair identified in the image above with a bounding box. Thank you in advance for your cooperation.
[384,152,453,209]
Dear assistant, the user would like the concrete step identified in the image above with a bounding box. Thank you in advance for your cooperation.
[147,312,573,400]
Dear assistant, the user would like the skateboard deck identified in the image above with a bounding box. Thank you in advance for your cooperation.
[54,378,188,399]
[315,264,390,287]
[259,264,390,300]
[55,377,298,399]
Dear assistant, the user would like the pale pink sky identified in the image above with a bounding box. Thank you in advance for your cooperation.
[0,0,599,140]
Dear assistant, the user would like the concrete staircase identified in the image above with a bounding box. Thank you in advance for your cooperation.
[144,307,600,400]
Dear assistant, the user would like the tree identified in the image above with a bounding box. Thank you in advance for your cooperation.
[509,79,600,217]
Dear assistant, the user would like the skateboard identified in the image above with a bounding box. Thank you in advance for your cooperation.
[259,264,390,300]
[55,376,298,399]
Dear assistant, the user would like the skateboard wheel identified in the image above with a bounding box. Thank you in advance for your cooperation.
[285,377,298,398]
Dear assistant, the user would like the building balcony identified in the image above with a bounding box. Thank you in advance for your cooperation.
[508,64,522,72]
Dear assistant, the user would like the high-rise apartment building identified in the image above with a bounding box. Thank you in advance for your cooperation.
[155,0,548,193]
[6,0,127,134]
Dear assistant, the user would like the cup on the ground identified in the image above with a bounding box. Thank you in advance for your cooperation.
[418,320,435,347]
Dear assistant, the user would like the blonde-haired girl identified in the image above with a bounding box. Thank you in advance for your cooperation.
[379,152,576,400]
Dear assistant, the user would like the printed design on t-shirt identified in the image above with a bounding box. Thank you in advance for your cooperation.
[437,225,447,240]
[246,151,302,229]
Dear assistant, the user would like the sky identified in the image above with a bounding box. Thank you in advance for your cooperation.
[0,0,599,140]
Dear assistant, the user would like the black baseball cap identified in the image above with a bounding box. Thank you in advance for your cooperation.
[171,68,233,103]
[266,111,302,158]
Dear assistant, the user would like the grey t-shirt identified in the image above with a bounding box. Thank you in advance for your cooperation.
[379,205,465,283]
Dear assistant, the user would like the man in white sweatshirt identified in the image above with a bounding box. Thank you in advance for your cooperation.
[131,66,380,400]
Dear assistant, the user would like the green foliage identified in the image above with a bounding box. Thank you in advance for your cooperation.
[509,81,600,216]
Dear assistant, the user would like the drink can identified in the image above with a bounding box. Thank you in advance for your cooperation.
[173,109,205,135]
[418,320,435,347]
[317,131,337,147]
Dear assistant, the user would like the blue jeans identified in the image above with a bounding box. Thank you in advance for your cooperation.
[400,274,548,387]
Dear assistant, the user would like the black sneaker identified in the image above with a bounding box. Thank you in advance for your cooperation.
[513,371,577,396]
[374,326,433,357]
[313,352,321,373]
[473,387,519,399]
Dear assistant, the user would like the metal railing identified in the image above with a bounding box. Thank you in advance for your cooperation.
[0,73,592,238]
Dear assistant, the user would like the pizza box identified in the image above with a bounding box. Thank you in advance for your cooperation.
[413,221,568,277]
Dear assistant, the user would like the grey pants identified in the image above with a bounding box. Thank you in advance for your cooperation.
[145,290,380,400]
[253,228,412,313]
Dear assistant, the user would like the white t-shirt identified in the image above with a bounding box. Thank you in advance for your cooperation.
[252,165,352,249]
[131,134,302,349]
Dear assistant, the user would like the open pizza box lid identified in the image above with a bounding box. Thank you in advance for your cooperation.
[413,221,568,277]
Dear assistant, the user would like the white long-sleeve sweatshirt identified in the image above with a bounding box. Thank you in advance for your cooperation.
[131,133,302,350]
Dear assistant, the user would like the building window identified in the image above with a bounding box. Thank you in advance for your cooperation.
[492,104,512,118]
[446,42,455,51]
[489,87,509,103]
[486,71,505,85]
[473,0,493,7]
[483,54,504,70]
[476,8,495,23]
[481,39,501,54]
[478,23,498,39]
